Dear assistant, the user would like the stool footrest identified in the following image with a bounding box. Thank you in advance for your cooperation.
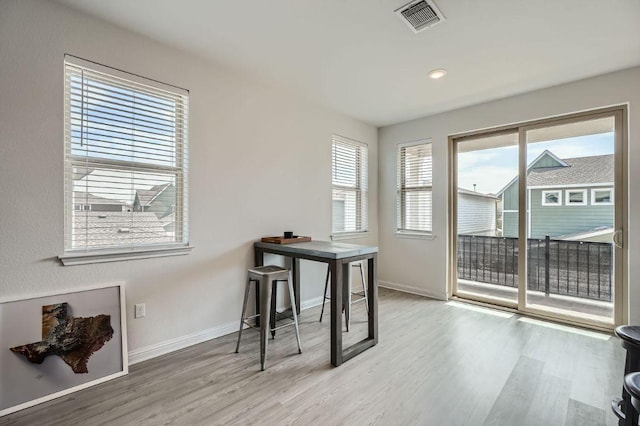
[271,321,297,332]
[612,397,625,420]
[351,295,367,304]
[242,313,297,332]
[241,321,260,331]
[324,291,366,302]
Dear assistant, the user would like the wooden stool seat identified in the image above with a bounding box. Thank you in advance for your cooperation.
[617,326,640,350]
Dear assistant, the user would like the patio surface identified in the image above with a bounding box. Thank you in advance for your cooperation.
[457,279,614,323]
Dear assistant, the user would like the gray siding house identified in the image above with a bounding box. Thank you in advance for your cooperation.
[133,183,176,219]
[457,188,497,235]
[499,150,613,240]
[73,191,129,212]
[133,183,176,235]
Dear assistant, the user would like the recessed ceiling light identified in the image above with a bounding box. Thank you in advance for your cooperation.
[428,69,447,79]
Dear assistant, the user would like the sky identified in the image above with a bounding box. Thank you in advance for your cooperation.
[70,72,180,203]
[457,132,615,194]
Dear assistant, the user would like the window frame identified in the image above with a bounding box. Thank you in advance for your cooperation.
[541,190,562,206]
[565,189,587,206]
[331,135,368,238]
[59,56,192,265]
[396,140,433,236]
[591,188,614,205]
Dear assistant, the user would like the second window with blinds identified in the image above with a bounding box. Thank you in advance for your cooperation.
[397,141,433,234]
[331,135,368,236]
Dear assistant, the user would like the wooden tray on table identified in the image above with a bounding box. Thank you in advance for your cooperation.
[261,236,312,244]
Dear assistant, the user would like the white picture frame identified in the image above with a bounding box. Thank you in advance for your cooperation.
[0,283,127,417]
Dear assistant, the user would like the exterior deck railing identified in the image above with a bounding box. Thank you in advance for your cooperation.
[457,234,613,302]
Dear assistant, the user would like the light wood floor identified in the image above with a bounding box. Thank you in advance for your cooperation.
[1,288,626,426]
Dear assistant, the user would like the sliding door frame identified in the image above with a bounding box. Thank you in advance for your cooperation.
[448,105,628,331]
[449,127,519,310]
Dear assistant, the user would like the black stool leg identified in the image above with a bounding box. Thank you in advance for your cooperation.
[359,262,369,315]
[287,273,302,354]
[319,266,330,322]
[235,278,252,353]
[255,283,260,327]
[270,280,277,339]
[622,351,640,426]
[259,275,272,371]
[343,263,350,332]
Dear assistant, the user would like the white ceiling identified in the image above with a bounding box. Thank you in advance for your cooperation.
[54,0,640,127]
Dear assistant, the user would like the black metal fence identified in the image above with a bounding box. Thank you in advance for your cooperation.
[457,234,613,302]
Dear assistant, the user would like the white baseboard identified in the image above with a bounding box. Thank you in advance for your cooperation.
[379,280,447,301]
[300,295,324,310]
[128,296,326,365]
[128,320,240,365]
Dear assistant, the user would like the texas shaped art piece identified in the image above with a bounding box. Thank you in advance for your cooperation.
[10,303,114,374]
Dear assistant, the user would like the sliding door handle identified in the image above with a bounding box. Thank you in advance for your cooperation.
[613,229,623,249]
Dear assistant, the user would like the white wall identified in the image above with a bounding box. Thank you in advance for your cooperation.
[0,0,377,360]
[379,67,640,322]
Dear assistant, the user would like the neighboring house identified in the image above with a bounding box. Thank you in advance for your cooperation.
[72,211,171,248]
[457,188,498,236]
[73,191,129,212]
[133,183,176,219]
[498,150,614,240]
[159,212,176,236]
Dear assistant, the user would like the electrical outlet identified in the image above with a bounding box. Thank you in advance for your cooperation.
[135,303,146,319]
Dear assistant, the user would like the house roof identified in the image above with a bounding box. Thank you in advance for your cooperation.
[135,183,172,207]
[73,191,128,206]
[527,154,613,187]
[497,151,613,195]
[457,188,497,199]
[159,212,175,227]
[134,189,157,207]
[72,211,172,248]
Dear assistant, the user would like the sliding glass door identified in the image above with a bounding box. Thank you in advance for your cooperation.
[521,113,621,324]
[451,107,626,328]
[454,131,520,307]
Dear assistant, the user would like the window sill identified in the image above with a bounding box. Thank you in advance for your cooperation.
[395,231,436,240]
[58,246,194,266]
[331,231,368,241]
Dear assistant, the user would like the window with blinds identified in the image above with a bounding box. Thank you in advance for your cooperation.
[397,141,432,233]
[64,57,189,253]
[332,135,368,234]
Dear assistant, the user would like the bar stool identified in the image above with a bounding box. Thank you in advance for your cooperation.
[235,265,302,371]
[625,373,640,426]
[319,260,368,331]
[612,325,640,425]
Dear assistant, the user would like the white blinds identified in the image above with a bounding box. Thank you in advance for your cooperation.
[64,57,189,252]
[397,142,432,232]
[332,135,368,234]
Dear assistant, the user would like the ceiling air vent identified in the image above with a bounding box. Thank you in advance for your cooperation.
[395,0,445,34]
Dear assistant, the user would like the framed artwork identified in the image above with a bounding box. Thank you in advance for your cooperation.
[0,283,128,416]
